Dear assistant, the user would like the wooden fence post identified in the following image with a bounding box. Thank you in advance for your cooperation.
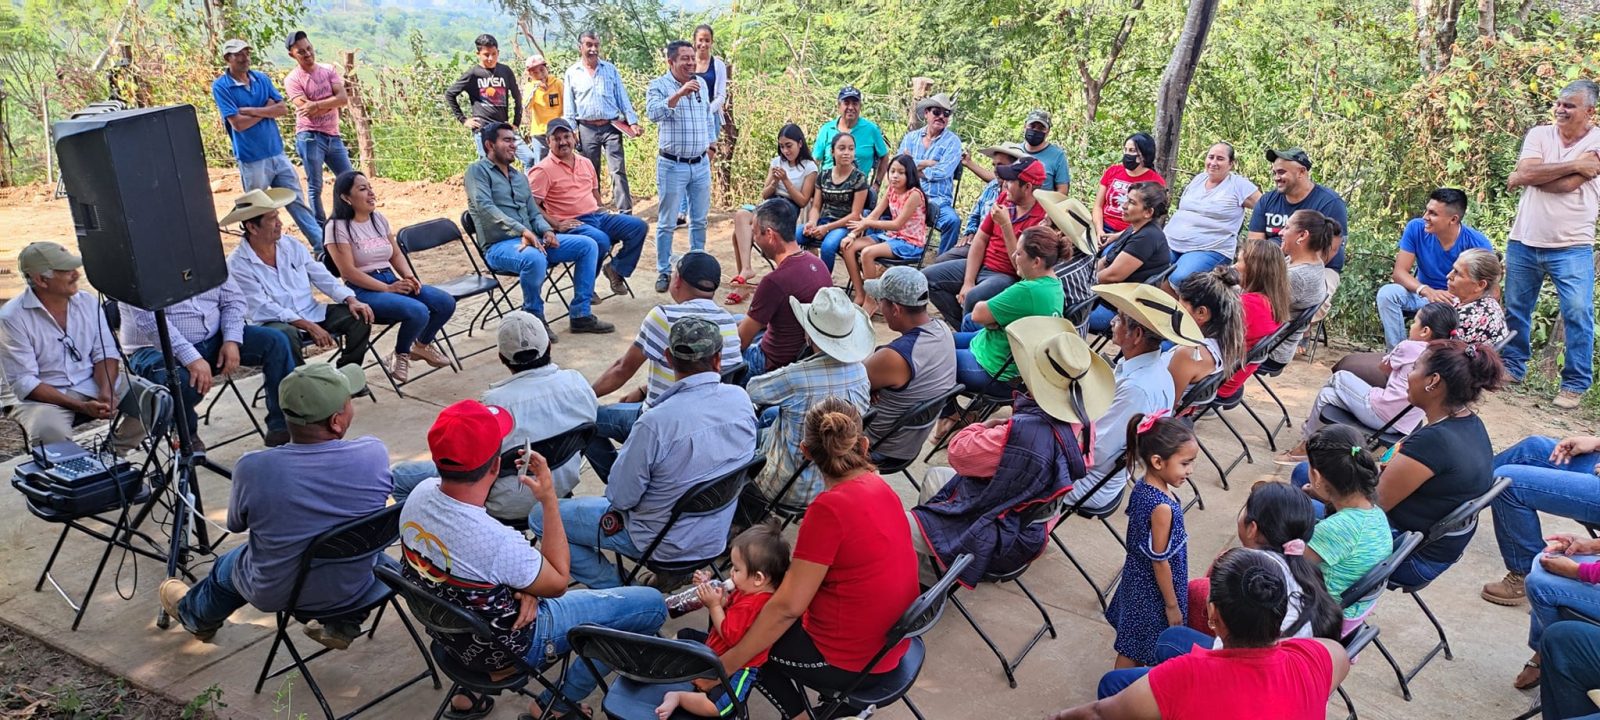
[343,50,377,177]
[0,78,12,187]
[907,77,935,132]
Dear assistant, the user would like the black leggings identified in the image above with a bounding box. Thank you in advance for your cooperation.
[758,622,875,719]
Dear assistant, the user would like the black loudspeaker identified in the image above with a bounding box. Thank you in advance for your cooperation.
[54,104,227,311]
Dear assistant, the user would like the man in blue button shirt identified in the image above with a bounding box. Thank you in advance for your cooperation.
[1377,187,1493,349]
[897,94,964,254]
[210,38,324,251]
[563,31,640,215]
[645,39,717,293]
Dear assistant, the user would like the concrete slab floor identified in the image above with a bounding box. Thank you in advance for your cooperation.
[0,205,1587,720]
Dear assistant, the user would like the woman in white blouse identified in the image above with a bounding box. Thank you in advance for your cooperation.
[1163,142,1262,290]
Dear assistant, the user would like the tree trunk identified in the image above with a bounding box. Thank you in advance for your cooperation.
[907,76,935,132]
[0,78,12,188]
[1508,0,1535,38]
[1413,0,1467,73]
[343,51,377,177]
[1478,0,1496,40]
[1073,0,1144,125]
[712,81,738,208]
[1154,0,1220,181]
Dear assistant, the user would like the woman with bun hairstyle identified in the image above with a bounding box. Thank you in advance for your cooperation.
[1051,548,1352,720]
[716,398,919,719]
[1299,425,1392,625]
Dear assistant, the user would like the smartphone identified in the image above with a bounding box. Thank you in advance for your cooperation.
[518,439,533,479]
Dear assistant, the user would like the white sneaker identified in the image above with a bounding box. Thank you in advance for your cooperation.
[387,353,411,383]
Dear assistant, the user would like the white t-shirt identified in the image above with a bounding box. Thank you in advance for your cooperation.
[399,477,541,589]
[770,157,819,203]
[1165,172,1260,256]
[1509,124,1600,248]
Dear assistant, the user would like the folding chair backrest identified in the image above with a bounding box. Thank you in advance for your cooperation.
[286,504,402,610]
[890,553,972,643]
[397,218,466,255]
[1340,530,1423,611]
[674,457,765,517]
[1421,476,1510,549]
[1066,296,1101,328]
[1177,371,1225,414]
[375,563,489,639]
[1261,302,1320,357]
[866,385,963,449]
[568,624,729,686]
[720,363,750,387]
[1063,451,1128,516]
[495,423,599,480]
[459,210,478,240]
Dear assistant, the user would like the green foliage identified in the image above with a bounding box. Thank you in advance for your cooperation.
[181,683,226,719]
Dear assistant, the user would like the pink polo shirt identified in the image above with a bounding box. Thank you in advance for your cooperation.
[284,63,343,136]
[527,153,599,221]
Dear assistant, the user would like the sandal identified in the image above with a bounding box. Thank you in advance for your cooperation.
[724,291,747,305]
[519,699,593,720]
[1515,659,1541,690]
[443,691,494,720]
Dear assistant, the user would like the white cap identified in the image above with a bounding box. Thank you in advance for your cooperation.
[497,311,549,362]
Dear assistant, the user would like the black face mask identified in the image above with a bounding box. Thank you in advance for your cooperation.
[1121,153,1140,171]
[1024,129,1047,146]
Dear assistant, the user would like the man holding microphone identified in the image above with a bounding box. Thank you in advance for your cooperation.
[645,40,716,293]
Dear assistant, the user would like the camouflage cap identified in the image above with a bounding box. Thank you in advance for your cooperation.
[668,316,722,362]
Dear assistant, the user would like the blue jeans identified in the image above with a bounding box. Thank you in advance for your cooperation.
[953,331,1010,396]
[483,236,599,320]
[129,326,294,433]
[238,154,324,251]
[654,157,711,274]
[930,198,961,254]
[1168,250,1231,290]
[1527,553,1600,650]
[176,546,392,635]
[1492,436,1600,574]
[525,584,666,709]
[584,402,642,482]
[472,129,539,168]
[389,459,434,505]
[352,269,457,354]
[294,131,354,227]
[576,211,647,278]
[1377,283,1431,350]
[799,220,851,273]
[1542,621,1600,720]
[1289,462,1328,518]
[742,332,768,379]
[1503,241,1595,392]
[1096,626,1214,698]
[1389,525,1456,589]
[1088,304,1117,334]
[526,496,644,590]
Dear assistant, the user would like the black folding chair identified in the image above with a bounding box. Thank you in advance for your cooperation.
[1174,372,1226,509]
[1331,530,1424,720]
[720,362,751,387]
[397,217,511,365]
[1047,452,1131,614]
[498,422,598,531]
[568,625,751,720]
[374,564,572,720]
[459,210,524,332]
[1368,476,1512,701]
[787,554,972,719]
[198,371,268,449]
[944,501,1063,688]
[1247,303,1322,442]
[253,505,439,720]
[1318,403,1414,453]
[615,457,765,586]
[866,385,964,490]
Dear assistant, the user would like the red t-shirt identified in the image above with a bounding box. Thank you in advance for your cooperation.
[977,199,1048,276]
[708,590,775,668]
[792,473,920,674]
[1148,638,1335,720]
[1220,292,1281,396]
[1098,165,1167,232]
[749,252,834,370]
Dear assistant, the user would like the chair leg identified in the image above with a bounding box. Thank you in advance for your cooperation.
[1237,397,1279,451]
[1253,374,1293,438]
[69,513,128,631]
[1383,589,1454,694]
[1336,684,1356,720]
[431,683,461,720]
[34,524,72,592]
[903,694,928,720]
[1050,529,1111,614]
[902,468,921,493]
[950,593,1020,688]
[1213,409,1254,480]
[392,598,443,689]
[1184,476,1206,512]
[280,636,336,720]
[254,620,290,694]
[1371,636,1414,702]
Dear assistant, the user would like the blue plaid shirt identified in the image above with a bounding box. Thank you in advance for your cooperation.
[964,180,1003,236]
[119,278,245,366]
[747,355,870,507]
[645,72,715,158]
[562,60,638,124]
[897,127,963,205]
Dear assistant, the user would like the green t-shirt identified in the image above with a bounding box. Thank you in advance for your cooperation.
[1309,505,1392,618]
[815,117,891,175]
[969,275,1065,381]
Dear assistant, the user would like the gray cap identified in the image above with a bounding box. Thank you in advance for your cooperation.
[864,266,929,306]
[497,310,550,362]
[545,117,575,136]
[668,317,722,362]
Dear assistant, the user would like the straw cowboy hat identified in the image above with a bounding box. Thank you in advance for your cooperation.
[1034,190,1097,258]
[220,188,297,225]
[1004,316,1115,424]
[1093,283,1204,347]
[977,142,1026,163]
[790,287,876,364]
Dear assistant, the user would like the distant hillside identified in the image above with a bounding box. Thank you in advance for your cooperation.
[297,0,524,66]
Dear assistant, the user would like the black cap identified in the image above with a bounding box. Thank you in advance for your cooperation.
[284,30,308,51]
[1266,147,1312,170]
[837,85,863,102]
[545,118,575,135]
[676,251,721,293]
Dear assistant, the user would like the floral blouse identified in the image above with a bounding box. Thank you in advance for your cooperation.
[1456,296,1510,347]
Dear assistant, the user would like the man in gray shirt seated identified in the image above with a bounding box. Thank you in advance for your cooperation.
[530,317,757,589]
[159,362,394,649]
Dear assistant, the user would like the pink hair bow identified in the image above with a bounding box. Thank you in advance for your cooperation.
[1136,408,1169,435]
[1282,539,1307,557]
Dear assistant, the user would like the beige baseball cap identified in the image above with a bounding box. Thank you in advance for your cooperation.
[221,38,251,57]
[18,242,83,278]
[498,310,550,362]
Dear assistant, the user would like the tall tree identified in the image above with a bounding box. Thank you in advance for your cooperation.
[1413,0,1467,72]
[1153,0,1219,181]
[1060,0,1147,124]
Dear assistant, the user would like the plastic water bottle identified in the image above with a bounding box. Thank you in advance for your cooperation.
[665,579,733,617]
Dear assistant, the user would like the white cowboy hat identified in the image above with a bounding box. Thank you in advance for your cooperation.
[1093,283,1203,347]
[220,188,297,225]
[790,287,876,364]
[1004,316,1115,424]
[1034,190,1097,258]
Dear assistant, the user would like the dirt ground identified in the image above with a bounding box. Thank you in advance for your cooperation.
[0,622,193,719]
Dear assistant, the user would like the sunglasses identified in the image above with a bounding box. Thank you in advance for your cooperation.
[59,334,81,363]
[927,108,951,118]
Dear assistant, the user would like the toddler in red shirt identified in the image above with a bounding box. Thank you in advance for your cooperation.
[657,523,791,719]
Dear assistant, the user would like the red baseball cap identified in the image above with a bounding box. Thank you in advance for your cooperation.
[996,156,1047,187]
[428,400,513,473]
